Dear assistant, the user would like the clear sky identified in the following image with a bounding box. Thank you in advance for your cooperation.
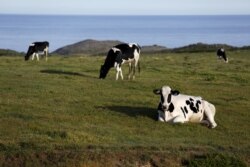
[1,0,250,15]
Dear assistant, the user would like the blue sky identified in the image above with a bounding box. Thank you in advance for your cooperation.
[1,0,250,15]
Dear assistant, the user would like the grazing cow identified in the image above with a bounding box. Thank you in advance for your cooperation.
[217,48,228,63]
[99,43,141,80]
[25,41,49,61]
[153,85,217,128]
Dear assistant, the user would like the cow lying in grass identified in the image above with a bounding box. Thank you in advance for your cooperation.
[153,85,217,128]
[99,43,141,80]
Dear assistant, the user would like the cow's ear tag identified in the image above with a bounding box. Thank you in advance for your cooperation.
[171,90,179,96]
[153,89,161,95]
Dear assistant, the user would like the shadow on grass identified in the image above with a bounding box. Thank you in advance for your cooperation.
[102,106,157,120]
[40,69,97,78]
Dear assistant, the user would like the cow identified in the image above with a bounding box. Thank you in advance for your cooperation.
[217,48,228,63]
[99,43,141,80]
[25,41,49,61]
[153,85,217,128]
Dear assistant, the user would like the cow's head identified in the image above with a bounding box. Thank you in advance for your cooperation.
[99,48,122,79]
[24,44,35,61]
[99,65,109,79]
[153,86,179,111]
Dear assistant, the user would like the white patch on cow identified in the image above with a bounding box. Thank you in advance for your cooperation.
[134,49,140,60]
[128,43,137,48]
[221,48,224,52]
[121,58,134,64]
[112,47,121,53]
[29,43,35,46]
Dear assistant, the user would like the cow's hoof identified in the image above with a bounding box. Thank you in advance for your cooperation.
[209,123,217,129]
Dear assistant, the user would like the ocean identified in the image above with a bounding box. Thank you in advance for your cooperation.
[0,15,250,52]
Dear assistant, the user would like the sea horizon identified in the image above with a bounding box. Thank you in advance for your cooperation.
[0,14,250,52]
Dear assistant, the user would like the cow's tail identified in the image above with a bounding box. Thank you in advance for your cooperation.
[137,60,141,75]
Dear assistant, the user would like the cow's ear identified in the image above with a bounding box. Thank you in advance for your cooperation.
[153,89,161,95]
[171,90,179,96]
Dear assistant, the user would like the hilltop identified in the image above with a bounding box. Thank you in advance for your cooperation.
[52,39,123,55]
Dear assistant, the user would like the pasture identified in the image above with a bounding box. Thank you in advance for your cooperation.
[0,50,249,166]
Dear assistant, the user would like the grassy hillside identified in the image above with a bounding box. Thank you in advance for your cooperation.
[53,39,123,55]
[0,49,23,57]
[52,39,250,56]
[0,51,249,166]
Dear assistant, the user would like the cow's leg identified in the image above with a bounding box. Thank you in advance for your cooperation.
[132,59,139,80]
[45,47,48,61]
[132,63,136,80]
[116,66,123,80]
[36,53,39,61]
[172,115,185,124]
[132,51,140,80]
[158,110,165,122]
[128,62,132,79]
[203,101,217,128]
[200,120,210,127]
[119,67,124,80]
[116,69,119,80]
[31,53,35,60]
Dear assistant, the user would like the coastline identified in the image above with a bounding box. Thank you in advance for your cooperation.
[1,39,250,56]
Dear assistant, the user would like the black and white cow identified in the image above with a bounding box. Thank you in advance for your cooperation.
[217,48,228,63]
[25,41,49,61]
[153,85,217,128]
[99,43,141,80]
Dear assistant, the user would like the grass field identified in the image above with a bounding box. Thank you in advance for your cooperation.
[0,50,249,166]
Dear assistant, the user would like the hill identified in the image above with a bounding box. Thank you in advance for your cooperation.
[52,39,249,56]
[52,39,123,55]
[170,42,238,53]
[0,49,23,56]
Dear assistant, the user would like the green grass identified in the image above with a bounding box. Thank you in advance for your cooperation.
[0,50,249,166]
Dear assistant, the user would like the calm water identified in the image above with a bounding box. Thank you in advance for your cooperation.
[0,15,250,52]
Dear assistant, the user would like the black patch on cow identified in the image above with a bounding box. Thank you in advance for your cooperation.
[185,98,201,113]
[181,107,186,118]
[184,106,188,113]
[171,90,180,95]
[196,100,201,112]
[190,102,198,113]
[167,94,172,103]
[160,94,164,103]
[168,103,174,113]
[157,102,163,111]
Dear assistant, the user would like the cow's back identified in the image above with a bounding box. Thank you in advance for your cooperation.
[172,94,204,122]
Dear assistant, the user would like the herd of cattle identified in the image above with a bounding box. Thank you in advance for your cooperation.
[24,41,229,128]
